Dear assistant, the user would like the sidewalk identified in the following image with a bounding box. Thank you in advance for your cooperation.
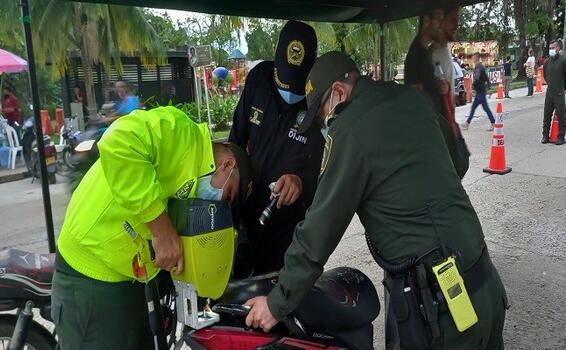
[0,162,28,184]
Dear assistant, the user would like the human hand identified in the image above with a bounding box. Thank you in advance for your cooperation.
[273,174,302,209]
[245,296,279,332]
[147,212,184,274]
[437,79,450,95]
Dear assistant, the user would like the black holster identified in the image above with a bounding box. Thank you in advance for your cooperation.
[384,272,430,350]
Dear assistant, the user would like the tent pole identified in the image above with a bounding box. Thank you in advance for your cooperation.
[21,0,56,253]
[380,22,386,81]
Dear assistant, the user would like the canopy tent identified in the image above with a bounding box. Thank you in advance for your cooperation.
[62,0,488,24]
[228,49,246,61]
[24,0,490,253]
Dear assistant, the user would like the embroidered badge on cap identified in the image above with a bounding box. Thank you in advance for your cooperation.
[287,40,305,66]
[250,106,264,126]
[176,178,195,199]
[320,135,333,175]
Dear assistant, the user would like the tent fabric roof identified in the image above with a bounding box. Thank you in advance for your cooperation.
[63,0,488,23]
[228,49,246,60]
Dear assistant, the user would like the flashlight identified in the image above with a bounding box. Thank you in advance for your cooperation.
[259,197,278,226]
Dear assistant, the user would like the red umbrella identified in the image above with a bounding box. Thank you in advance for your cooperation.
[0,48,28,73]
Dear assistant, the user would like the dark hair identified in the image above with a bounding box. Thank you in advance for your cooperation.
[506,56,511,61]
[443,2,461,14]
[418,10,436,32]
[3,86,12,92]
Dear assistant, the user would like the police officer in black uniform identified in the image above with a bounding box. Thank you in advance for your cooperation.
[229,21,324,275]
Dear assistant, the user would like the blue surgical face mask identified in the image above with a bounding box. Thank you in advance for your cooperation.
[278,89,305,105]
[549,49,557,57]
[196,167,233,201]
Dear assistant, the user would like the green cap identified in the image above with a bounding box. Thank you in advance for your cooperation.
[298,51,358,133]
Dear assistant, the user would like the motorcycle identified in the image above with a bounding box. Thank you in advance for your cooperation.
[21,118,57,185]
[1,197,380,350]
[58,116,83,171]
[0,247,379,350]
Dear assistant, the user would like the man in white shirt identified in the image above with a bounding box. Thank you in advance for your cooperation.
[431,5,460,107]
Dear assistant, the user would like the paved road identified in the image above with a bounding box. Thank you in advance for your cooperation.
[0,87,564,349]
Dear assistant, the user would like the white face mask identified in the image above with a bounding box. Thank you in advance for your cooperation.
[549,49,557,57]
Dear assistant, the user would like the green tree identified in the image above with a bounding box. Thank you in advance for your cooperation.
[143,10,188,49]
[185,15,244,67]
[245,19,283,61]
[2,0,165,116]
[311,20,416,80]
[0,1,61,116]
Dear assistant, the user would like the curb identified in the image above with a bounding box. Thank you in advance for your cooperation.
[0,170,30,184]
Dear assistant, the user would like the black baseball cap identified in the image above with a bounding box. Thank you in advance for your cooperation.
[274,21,317,96]
[298,51,359,134]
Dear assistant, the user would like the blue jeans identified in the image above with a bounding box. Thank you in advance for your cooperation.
[467,92,496,124]
[527,77,534,96]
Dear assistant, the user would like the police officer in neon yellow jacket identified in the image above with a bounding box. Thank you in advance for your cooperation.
[52,106,251,350]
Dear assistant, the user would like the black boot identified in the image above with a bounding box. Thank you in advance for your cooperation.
[556,135,565,145]
[541,135,549,144]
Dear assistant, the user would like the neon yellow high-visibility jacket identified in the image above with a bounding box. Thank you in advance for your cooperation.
[57,106,216,282]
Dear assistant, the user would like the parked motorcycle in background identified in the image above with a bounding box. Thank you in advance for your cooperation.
[21,118,57,185]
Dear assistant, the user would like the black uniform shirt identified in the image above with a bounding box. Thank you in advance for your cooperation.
[543,55,566,94]
[229,61,325,269]
[404,38,444,116]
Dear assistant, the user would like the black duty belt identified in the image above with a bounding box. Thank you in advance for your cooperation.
[462,247,492,296]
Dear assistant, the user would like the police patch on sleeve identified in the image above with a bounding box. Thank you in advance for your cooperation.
[294,110,306,129]
[287,40,305,66]
[320,135,333,175]
[250,106,264,126]
[175,178,195,199]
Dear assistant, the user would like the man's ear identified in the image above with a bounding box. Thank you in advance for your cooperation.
[224,157,236,170]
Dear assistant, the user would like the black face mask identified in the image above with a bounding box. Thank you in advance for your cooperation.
[4,94,9,99]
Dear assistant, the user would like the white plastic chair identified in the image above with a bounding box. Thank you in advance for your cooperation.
[55,125,66,153]
[5,125,23,170]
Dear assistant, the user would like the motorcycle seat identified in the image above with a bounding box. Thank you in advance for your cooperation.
[0,249,54,301]
[218,267,380,331]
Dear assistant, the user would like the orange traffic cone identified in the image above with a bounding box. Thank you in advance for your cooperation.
[496,77,504,100]
[40,110,53,135]
[55,108,64,133]
[483,102,512,175]
[549,112,560,143]
[535,69,543,93]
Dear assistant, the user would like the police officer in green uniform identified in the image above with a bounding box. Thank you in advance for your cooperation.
[542,39,566,145]
[245,52,508,349]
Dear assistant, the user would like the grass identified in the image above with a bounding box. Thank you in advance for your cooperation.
[212,129,230,141]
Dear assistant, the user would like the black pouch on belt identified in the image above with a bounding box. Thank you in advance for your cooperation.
[384,272,430,350]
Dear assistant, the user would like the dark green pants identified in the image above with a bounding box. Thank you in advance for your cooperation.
[431,265,508,349]
[543,92,566,136]
[387,263,507,350]
[51,269,153,350]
